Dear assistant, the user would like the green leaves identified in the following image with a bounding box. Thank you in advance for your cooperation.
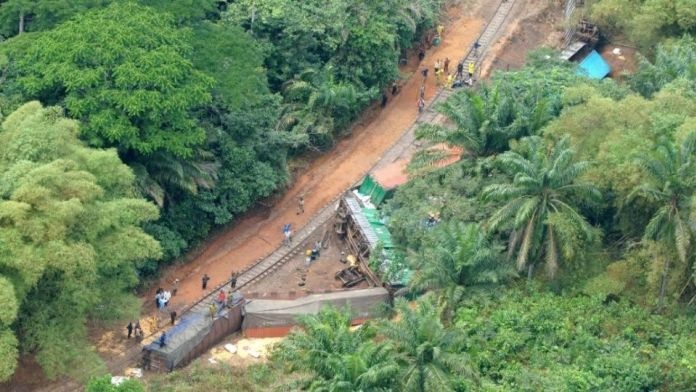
[0,102,160,381]
[13,2,213,157]
[274,307,398,391]
[380,297,477,391]
[409,222,515,321]
[484,136,600,278]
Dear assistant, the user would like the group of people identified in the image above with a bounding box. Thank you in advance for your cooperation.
[201,271,242,321]
[155,288,172,310]
[305,240,323,266]
[126,320,144,339]
[417,57,476,113]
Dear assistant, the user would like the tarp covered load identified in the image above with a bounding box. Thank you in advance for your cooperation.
[577,50,611,79]
[358,160,408,206]
[144,303,242,370]
[242,287,390,329]
[145,310,213,370]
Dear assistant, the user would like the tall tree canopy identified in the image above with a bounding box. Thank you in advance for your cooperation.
[0,102,161,381]
[11,2,214,157]
[483,136,601,279]
[627,132,696,308]
[590,0,696,49]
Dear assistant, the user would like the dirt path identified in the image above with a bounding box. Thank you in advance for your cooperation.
[7,4,495,392]
[156,10,484,310]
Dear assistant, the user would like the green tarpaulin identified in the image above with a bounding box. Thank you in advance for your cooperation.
[362,208,394,249]
[357,175,392,206]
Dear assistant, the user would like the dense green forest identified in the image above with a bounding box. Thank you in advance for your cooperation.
[0,0,444,383]
[139,43,696,391]
[142,9,695,392]
[0,0,695,390]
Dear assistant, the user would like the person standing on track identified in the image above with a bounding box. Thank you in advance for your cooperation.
[209,302,217,321]
[230,271,238,289]
[456,61,464,79]
[468,61,475,79]
[283,224,293,247]
[217,290,226,308]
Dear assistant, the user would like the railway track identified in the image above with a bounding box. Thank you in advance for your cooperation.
[181,0,518,337]
[41,3,519,389]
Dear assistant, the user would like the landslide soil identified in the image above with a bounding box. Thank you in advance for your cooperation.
[6,2,496,390]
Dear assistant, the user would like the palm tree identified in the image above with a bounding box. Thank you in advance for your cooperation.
[409,222,515,321]
[626,132,696,309]
[415,85,512,158]
[308,342,399,392]
[130,149,218,207]
[415,78,561,157]
[278,68,367,150]
[483,135,601,279]
[274,306,397,391]
[379,298,477,392]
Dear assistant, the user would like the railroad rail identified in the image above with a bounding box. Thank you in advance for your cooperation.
[41,3,519,389]
[178,0,518,335]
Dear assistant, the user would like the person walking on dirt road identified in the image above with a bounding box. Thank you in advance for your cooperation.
[126,322,133,339]
[381,92,388,108]
[444,57,450,73]
[297,197,304,215]
[418,97,425,113]
[421,67,428,79]
[456,61,464,79]
[419,84,425,99]
[172,278,179,296]
[134,320,142,339]
[436,24,444,39]
[202,273,210,290]
[170,310,177,325]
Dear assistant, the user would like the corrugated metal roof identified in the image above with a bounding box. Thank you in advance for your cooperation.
[560,41,586,60]
[346,196,380,248]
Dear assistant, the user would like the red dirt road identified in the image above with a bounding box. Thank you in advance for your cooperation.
[4,6,489,392]
[161,12,484,309]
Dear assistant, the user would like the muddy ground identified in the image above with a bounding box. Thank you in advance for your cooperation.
[242,220,371,296]
[5,2,491,391]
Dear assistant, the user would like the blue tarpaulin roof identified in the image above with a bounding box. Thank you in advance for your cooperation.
[577,50,611,79]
